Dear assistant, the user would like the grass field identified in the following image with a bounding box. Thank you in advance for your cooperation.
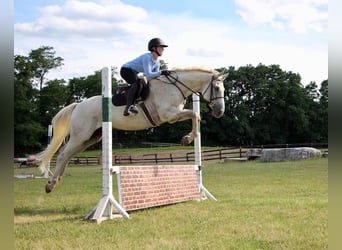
[14,157,327,249]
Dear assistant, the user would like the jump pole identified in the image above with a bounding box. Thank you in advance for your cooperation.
[192,93,217,201]
[44,125,53,178]
[85,66,129,223]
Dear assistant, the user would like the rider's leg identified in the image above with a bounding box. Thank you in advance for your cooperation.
[120,67,140,116]
[123,83,139,116]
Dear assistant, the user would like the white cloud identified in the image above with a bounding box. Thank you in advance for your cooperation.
[15,0,154,39]
[235,0,328,34]
[186,48,220,58]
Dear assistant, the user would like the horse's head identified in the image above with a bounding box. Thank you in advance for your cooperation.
[201,71,228,118]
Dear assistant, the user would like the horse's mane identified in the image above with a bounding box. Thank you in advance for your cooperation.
[172,66,216,74]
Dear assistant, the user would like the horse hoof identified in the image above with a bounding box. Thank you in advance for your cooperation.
[181,137,190,145]
[45,184,52,193]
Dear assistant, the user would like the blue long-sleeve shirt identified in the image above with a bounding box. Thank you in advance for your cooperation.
[122,52,161,78]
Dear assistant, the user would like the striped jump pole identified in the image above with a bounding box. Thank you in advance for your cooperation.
[85,66,129,223]
[192,93,217,201]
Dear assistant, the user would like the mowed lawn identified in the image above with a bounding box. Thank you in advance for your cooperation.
[14,157,327,249]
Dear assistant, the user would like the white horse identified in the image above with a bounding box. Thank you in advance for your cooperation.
[37,68,228,193]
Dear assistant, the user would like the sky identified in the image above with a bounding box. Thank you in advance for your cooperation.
[14,0,328,86]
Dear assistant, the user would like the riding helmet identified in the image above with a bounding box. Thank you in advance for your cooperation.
[148,38,168,51]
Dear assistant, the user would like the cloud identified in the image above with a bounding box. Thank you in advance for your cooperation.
[186,48,220,58]
[234,0,328,33]
[15,0,155,40]
[14,0,327,86]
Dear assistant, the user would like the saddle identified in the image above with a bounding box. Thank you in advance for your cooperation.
[112,78,150,106]
[112,78,161,127]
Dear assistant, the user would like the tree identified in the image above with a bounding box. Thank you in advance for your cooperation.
[302,80,328,142]
[14,46,64,154]
[68,71,102,102]
[14,55,44,153]
[29,46,64,91]
[67,69,122,102]
[318,80,328,142]
[208,64,324,146]
[39,79,69,126]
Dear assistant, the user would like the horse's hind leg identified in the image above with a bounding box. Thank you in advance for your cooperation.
[45,141,85,193]
[45,130,102,193]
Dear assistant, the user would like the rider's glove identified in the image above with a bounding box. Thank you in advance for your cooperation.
[161,70,170,76]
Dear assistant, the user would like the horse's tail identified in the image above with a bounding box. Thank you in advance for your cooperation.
[37,102,78,173]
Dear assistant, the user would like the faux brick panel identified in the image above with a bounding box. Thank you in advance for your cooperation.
[119,165,200,211]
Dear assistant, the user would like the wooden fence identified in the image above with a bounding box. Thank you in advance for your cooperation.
[113,147,246,165]
[46,142,327,166]
[50,156,100,166]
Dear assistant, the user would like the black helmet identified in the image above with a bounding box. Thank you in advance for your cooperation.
[148,38,168,51]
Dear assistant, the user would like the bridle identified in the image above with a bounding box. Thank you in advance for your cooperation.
[163,71,225,105]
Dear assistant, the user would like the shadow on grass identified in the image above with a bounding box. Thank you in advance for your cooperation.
[14,206,86,224]
[14,203,84,216]
[14,200,198,225]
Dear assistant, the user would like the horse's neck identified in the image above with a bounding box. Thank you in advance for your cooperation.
[175,71,210,95]
[148,71,211,104]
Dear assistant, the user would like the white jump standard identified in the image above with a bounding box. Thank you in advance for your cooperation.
[85,67,129,222]
[192,93,217,201]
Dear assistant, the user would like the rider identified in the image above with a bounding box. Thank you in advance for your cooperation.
[120,38,170,116]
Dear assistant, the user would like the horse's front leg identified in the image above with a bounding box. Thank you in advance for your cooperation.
[167,109,200,145]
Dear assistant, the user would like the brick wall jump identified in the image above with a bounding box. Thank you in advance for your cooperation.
[119,165,200,211]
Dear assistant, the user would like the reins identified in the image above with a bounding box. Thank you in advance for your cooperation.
[163,72,200,100]
[162,71,223,104]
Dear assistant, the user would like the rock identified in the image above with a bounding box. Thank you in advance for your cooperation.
[260,147,322,162]
[246,149,263,160]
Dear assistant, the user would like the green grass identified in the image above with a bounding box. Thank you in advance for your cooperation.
[14,157,327,249]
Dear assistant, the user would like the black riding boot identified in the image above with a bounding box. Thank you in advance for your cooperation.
[123,83,139,116]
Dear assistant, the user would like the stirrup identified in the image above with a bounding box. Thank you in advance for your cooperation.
[128,105,138,114]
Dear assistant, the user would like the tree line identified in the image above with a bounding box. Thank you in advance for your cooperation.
[14,46,328,155]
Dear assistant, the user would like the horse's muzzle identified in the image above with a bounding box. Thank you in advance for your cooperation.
[212,109,224,118]
[209,102,225,118]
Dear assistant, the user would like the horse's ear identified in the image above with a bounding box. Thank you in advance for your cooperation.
[217,72,229,81]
